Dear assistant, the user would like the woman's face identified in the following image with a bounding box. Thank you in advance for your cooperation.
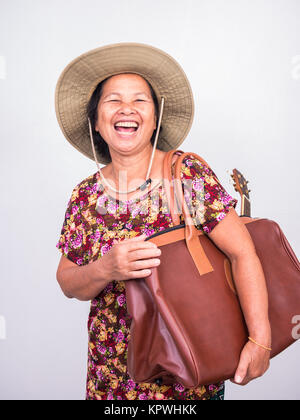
[95,73,157,157]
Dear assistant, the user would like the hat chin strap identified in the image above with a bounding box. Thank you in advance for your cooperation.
[88,96,165,195]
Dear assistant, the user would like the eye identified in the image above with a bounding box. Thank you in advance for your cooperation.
[109,99,120,102]
[136,99,145,102]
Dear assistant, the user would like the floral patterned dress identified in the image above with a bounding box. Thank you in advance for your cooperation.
[56,152,238,400]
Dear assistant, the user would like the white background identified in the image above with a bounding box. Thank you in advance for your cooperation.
[0,0,299,400]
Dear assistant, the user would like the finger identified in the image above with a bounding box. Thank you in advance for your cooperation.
[129,258,161,271]
[127,240,158,252]
[128,247,161,261]
[127,268,152,279]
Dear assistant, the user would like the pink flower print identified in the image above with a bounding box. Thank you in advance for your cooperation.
[117,294,126,307]
[71,233,83,249]
[72,205,79,215]
[205,192,211,200]
[144,228,155,236]
[185,158,193,167]
[97,195,108,206]
[117,330,124,341]
[101,243,110,256]
[193,178,204,192]
[126,379,136,391]
[92,230,101,241]
[91,183,99,194]
[98,344,106,355]
[223,193,236,206]
[175,383,185,392]
[203,225,210,234]
[139,393,148,400]
[216,212,225,222]
[107,200,117,215]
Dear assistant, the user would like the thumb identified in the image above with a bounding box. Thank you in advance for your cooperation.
[234,356,249,384]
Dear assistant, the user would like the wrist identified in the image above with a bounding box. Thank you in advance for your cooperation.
[93,255,112,286]
[248,321,272,347]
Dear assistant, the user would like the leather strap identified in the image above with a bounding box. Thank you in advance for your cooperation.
[162,150,214,276]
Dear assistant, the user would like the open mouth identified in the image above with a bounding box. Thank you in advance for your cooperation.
[114,121,139,136]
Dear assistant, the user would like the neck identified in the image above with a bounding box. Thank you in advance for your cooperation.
[107,143,156,190]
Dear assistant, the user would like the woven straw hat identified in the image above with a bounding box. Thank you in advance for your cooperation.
[55,42,194,165]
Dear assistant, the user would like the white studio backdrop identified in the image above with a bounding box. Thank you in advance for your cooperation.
[0,0,299,400]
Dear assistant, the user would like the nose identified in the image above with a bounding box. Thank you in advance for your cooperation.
[117,101,137,115]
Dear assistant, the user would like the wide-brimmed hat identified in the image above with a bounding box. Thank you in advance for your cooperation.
[55,42,194,165]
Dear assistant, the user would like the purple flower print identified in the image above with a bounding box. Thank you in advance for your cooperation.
[101,243,110,256]
[175,383,185,392]
[97,344,106,355]
[91,183,99,194]
[139,393,148,400]
[185,159,193,167]
[193,178,204,192]
[72,205,79,215]
[71,234,82,249]
[117,330,124,341]
[126,379,136,391]
[216,212,225,222]
[117,294,126,307]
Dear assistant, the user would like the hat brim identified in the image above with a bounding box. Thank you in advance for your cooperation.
[55,42,194,165]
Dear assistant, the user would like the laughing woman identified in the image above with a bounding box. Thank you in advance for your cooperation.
[55,43,271,400]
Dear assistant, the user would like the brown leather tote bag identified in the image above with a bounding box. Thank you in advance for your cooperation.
[125,149,300,388]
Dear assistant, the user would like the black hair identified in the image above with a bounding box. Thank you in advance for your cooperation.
[86,74,162,163]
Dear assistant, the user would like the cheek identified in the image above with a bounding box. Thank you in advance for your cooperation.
[141,110,157,129]
[96,109,112,132]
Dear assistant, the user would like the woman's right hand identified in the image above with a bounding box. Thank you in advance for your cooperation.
[100,233,162,281]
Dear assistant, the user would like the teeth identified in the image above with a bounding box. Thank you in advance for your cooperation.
[115,121,138,128]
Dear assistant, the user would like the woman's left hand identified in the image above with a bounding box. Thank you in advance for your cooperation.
[230,340,271,386]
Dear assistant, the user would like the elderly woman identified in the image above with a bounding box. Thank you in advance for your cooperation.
[55,43,271,400]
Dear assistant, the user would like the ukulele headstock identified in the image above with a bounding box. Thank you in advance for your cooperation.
[230,168,251,200]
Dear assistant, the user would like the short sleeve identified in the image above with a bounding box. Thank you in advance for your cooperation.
[179,156,238,234]
[56,183,88,265]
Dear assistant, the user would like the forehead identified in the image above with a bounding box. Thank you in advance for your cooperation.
[102,73,152,94]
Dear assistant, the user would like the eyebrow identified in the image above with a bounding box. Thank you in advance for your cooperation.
[103,92,150,99]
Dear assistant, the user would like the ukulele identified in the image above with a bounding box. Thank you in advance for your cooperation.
[229,168,251,217]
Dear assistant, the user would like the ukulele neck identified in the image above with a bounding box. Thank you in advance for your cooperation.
[241,195,251,217]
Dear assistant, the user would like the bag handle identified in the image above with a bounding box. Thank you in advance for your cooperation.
[162,150,214,276]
